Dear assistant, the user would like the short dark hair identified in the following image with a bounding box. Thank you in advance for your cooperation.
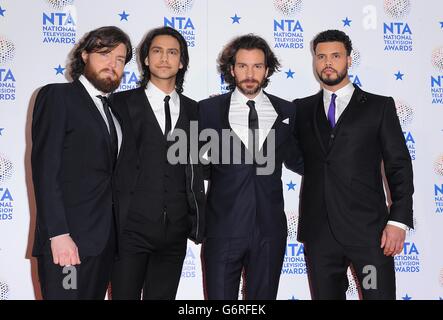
[68,26,132,80]
[138,26,189,93]
[218,34,280,91]
[312,29,353,56]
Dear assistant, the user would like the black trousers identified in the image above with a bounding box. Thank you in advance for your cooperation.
[203,224,287,300]
[37,224,116,300]
[303,215,396,300]
[111,213,190,300]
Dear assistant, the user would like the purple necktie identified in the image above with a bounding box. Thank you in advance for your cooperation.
[327,93,337,128]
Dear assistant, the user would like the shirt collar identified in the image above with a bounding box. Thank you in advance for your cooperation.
[323,82,354,99]
[79,75,109,99]
[146,81,179,110]
[232,87,265,106]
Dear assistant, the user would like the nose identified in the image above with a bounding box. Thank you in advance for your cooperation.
[246,66,254,78]
[107,57,117,69]
[160,51,168,62]
[325,57,332,66]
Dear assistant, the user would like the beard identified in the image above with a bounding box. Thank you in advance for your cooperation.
[317,66,348,87]
[235,78,264,96]
[83,64,122,93]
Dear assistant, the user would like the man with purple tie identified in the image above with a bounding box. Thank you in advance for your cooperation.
[293,30,414,300]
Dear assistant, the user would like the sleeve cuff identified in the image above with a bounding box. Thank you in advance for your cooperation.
[387,220,408,231]
[49,233,70,240]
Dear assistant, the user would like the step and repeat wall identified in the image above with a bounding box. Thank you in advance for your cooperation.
[0,0,442,300]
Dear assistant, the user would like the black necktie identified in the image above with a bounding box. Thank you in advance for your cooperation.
[164,95,172,137]
[246,100,259,156]
[97,95,118,166]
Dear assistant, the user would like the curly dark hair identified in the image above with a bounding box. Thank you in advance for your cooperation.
[68,26,132,80]
[312,29,353,56]
[218,34,280,91]
[138,26,189,93]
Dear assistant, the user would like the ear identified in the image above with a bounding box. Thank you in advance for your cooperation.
[265,67,269,78]
[179,61,183,69]
[347,55,352,68]
[230,65,235,78]
[144,56,149,66]
[81,51,88,64]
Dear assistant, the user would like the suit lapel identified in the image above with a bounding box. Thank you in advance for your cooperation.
[175,94,190,132]
[312,90,328,155]
[263,92,284,151]
[73,80,114,166]
[221,92,233,130]
[221,92,248,147]
[142,90,166,138]
[127,87,164,157]
[327,85,366,151]
[220,92,254,159]
[109,94,124,170]
[333,85,362,128]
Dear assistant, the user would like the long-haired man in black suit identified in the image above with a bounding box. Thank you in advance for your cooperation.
[110,26,205,300]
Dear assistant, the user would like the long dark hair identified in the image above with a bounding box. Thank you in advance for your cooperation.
[218,34,281,91]
[68,26,132,80]
[138,26,189,93]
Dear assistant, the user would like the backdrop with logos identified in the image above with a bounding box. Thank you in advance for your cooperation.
[0,0,442,300]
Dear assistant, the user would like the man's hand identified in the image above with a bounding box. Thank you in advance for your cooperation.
[380,224,406,256]
[50,235,81,266]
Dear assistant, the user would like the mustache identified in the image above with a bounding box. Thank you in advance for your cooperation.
[322,67,337,73]
[239,79,260,84]
[99,68,118,77]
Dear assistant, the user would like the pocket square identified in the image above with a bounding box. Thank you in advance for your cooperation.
[282,118,289,124]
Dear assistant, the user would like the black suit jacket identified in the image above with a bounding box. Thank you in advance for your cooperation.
[199,91,303,238]
[112,87,206,243]
[31,80,137,257]
[294,85,414,246]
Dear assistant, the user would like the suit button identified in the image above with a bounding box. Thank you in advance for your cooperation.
[130,191,134,195]
[136,165,140,170]
[330,134,335,139]
[326,161,331,165]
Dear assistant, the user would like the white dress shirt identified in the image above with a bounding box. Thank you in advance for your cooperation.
[79,75,122,154]
[145,81,180,134]
[229,88,277,149]
[323,82,355,123]
[323,82,407,231]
